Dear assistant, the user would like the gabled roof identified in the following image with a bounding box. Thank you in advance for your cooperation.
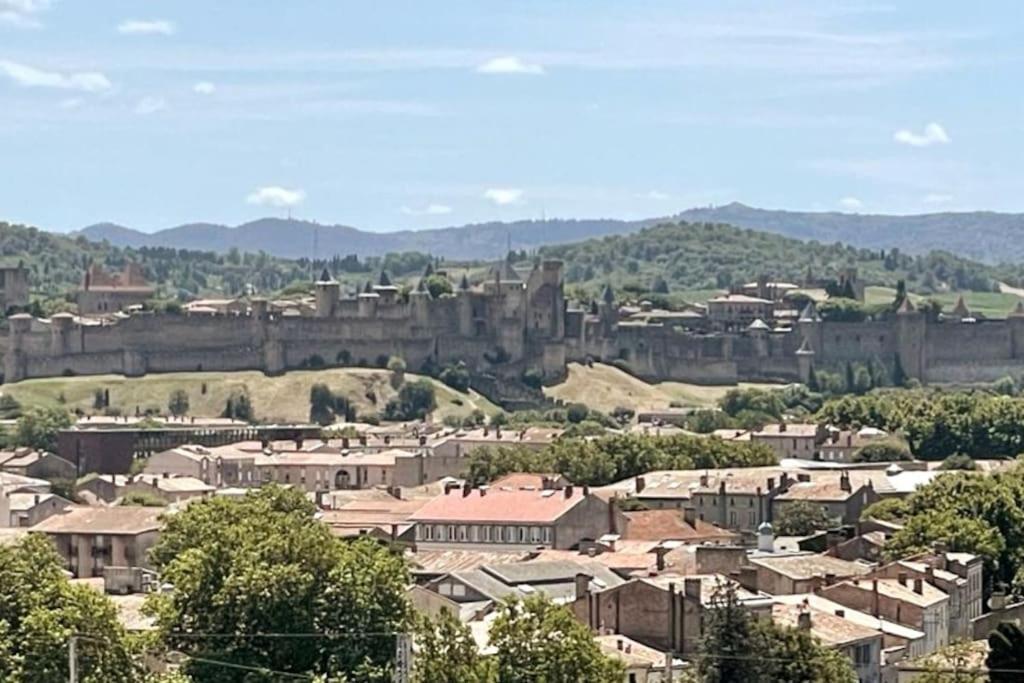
[410,486,589,523]
[31,506,164,535]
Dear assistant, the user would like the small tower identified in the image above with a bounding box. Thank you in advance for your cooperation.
[795,336,815,385]
[314,268,340,318]
[598,284,617,337]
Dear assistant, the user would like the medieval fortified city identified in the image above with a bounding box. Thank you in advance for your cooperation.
[3,3,1024,682]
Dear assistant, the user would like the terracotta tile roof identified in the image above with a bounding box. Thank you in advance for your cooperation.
[774,478,860,501]
[596,635,683,669]
[753,423,820,438]
[409,487,589,524]
[832,578,949,608]
[621,510,739,542]
[750,553,871,580]
[771,603,879,647]
[31,506,164,535]
[407,549,532,574]
[489,472,565,489]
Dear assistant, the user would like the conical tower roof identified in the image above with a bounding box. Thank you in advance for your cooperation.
[798,301,821,323]
[459,273,470,290]
[378,270,393,287]
[316,268,335,284]
[795,336,815,355]
[951,295,970,318]
[895,296,916,315]
[601,284,615,304]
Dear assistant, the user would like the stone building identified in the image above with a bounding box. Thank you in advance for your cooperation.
[77,262,155,315]
[0,264,29,312]
[31,506,163,578]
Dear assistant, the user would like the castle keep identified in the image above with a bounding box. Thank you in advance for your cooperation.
[6,260,1024,391]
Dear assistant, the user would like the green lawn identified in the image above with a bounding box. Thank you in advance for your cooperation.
[1,369,500,424]
[865,286,1021,318]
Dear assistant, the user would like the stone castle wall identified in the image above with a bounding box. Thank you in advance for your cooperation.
[7,261,1024,391]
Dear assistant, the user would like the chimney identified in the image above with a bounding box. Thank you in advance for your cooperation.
[683,507,696,527]
[835,609,845,618]
[582,485,590,497]
[635,475,646,493]
[767,477,775,492]
[872,579,880,617]
[718,480,726,496]
[483,426,489,437]
[926,566,935,583]
[797,611,811,631]
[565,485,574,498]
[616,638,623,651]
[574,572,592,600]
[33,494,39,505]
[684,577,702,604]
[779,422,787,433]
[419,435,427,446]
[824,572,836,586]
[342,437,350,449]
[797,473,811,483]
[384,435,391,445]
[840,471,851,493]
[780,472,790,490]
[462,482,472,497]
[162,472,169,479]
[654,546,669,571]
[444,482,458,495]
[295,438,303,450]
[913,578,923,595]
[699,473,709,487]
[898,572,908,586]
[479,486,488,497]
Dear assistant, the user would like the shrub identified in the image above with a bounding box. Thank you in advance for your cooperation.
[853,438,913,463]
[939,453,977,470]
[521,368,544,389]
[383,380,437,421]
[439,363,471,392]
[566,403,590,424]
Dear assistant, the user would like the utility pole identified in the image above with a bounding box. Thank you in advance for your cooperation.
[68,635,78,683]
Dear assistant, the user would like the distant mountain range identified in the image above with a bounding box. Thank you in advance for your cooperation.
[78,203,1024,264]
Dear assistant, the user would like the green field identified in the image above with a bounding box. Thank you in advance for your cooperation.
[544,362,778,413]
[0,369,500,424]
[864,286,1022,318]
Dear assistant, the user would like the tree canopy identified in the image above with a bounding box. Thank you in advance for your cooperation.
[146,486,411,681]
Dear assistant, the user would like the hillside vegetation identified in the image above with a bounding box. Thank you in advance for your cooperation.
[0,368,500,424]
[535,221,1020,302]
[544,362,777,413]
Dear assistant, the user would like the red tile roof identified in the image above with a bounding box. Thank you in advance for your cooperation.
[409,487,588,523]
[621,510,739,542]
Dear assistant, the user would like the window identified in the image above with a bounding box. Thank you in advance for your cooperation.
[748,512,755,526]
[748,498,754,507]
[458,526,467,542]
[494,526,503,542]
[729,511,737,527]
[542,527,551,544]
[518,526,528,543]
[439,583,452,596]
[447,525,456,541]
[482,526,491,542]
[452,584,465,597]
[530,527,541,543]
[854,644,871,666]
[730,498,735,506]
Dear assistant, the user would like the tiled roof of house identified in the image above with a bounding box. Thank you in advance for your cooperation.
[409,487,589,524]
[31,506,164,535]
[771,603,879,647]
[621,509,739,542]
[750,553,872,580]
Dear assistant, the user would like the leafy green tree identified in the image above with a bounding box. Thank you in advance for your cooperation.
[384,380,437,421]
[988,622,1024,683]
[0,534,138,682]
[120,491,167,507]
[488,595,624,683]
[221,390,254,422]
[388,356,407,388]
[167,389,190,417]
[309,382,336,425]
[853,438,912,463]
[774,500,834,536]
[440,363,472,392]
[939,453,977,471]
[423,273,453,299]
[413,610,492,683]
[698,582,856,683]
[861,497,910,522]
[15,405,71,452]
[0,393,22,419]
[147,486,411,681]
[565,402,589,424]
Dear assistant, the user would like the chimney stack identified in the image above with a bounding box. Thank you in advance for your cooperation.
[462,482,472,497]
[840,471,851,492]
[565,485,574,498]
[574,572,592,601]
[898,572,908,586]
[683,507,697,527]
[635,475,646,493]
[797,611,811,631]
[913,578,923,595]
[655,546,669,571]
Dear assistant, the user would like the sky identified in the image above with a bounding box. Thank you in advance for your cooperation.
[0,1,1021,233]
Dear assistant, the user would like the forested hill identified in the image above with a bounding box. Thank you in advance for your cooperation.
[535,221,1024,297]
[80,216,665,261]
[80,205,1024,265]
[0,221,435,307]
[676,203,1024,265]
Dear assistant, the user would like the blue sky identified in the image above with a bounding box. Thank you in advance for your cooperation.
[0,1,1020,233]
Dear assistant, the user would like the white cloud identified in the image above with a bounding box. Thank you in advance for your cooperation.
[0,59,111,92]
[476,56,545,75]
[117,19,176,35]
[893,122,950,147]
[0,0,49,27]
[923,192,953,204]
[401,204,452,216]
[484,188,524,206]
[838,196,863,210]
[642,190,671,200]
[247,186,306,208]
[193,81,216,95]
[134,96,166,115]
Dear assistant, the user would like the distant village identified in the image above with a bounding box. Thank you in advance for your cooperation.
[0,405,1013,682]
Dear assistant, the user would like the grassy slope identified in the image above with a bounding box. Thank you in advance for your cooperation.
[864,286,1022,318]
[1,369,500,424]
[544,362,779,413]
